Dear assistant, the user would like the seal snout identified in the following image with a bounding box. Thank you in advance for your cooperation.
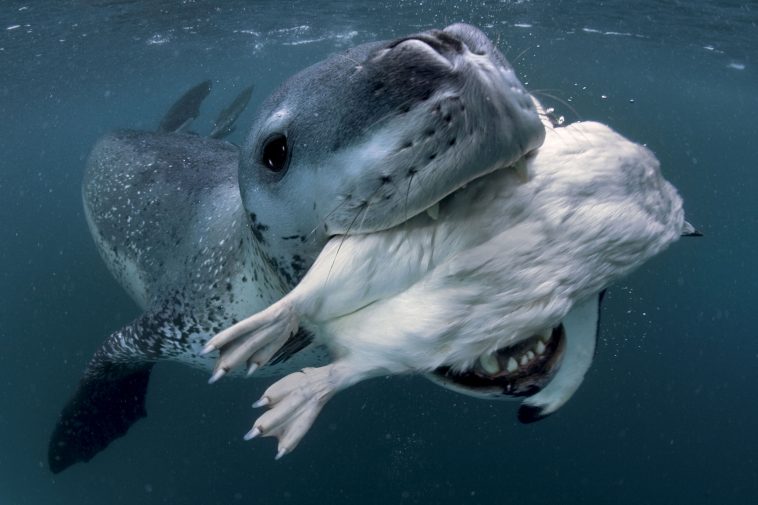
[387,30,465,59]
[442,23,494,57]
[380,29,475,70]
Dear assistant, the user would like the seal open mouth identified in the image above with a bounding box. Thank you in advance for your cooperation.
[432,325,565,398]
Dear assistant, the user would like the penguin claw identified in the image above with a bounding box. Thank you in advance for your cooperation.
[207,299,300,375]
[208,368,226,384]
[245,361,259,377]
[252,396,270,408]
[243,426,261,441]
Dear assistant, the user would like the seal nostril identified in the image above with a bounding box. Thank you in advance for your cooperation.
[434,31,465,54]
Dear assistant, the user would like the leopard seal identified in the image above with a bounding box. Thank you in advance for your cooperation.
[49,23,544,472]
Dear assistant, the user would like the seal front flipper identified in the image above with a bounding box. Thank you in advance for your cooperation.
[517,292,604,423]
[48,315,161,473]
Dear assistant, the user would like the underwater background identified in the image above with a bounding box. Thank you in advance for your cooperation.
[1,0,756,503]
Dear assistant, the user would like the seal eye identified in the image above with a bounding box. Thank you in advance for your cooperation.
[261,133,289,173]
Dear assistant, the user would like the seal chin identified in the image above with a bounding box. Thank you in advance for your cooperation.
[430,325,566,399]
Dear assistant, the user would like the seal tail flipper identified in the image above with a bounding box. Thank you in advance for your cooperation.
[517,291,604,423]
[48,317,160,473]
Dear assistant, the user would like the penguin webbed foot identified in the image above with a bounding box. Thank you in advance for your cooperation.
[244,364,348,458]
[204,299,300,382]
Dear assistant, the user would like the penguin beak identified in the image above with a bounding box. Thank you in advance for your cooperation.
[681,220,703,237]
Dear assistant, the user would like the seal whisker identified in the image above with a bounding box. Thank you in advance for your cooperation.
[357,197,374,231]
[513,46,532,65]
[404,172,415,223]
[325,182,383,285]
[530,90,582,123]
[324,202,367,286]
[306,198,351,240]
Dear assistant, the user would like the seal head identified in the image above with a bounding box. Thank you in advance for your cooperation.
[240,23,545,277]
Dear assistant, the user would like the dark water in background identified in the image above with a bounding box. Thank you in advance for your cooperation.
[1,0,757,503]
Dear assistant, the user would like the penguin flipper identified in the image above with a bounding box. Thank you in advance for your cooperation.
[517,291,604,423]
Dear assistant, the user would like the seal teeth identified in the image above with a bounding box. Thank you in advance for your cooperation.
[535,340,546,355]
[506,357,519,372]
[479,353,500,374]
[426,202,440,220]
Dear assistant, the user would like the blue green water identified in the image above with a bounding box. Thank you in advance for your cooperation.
[1,1,756,503]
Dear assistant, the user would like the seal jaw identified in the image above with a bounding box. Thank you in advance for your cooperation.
[430,325,566,400]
